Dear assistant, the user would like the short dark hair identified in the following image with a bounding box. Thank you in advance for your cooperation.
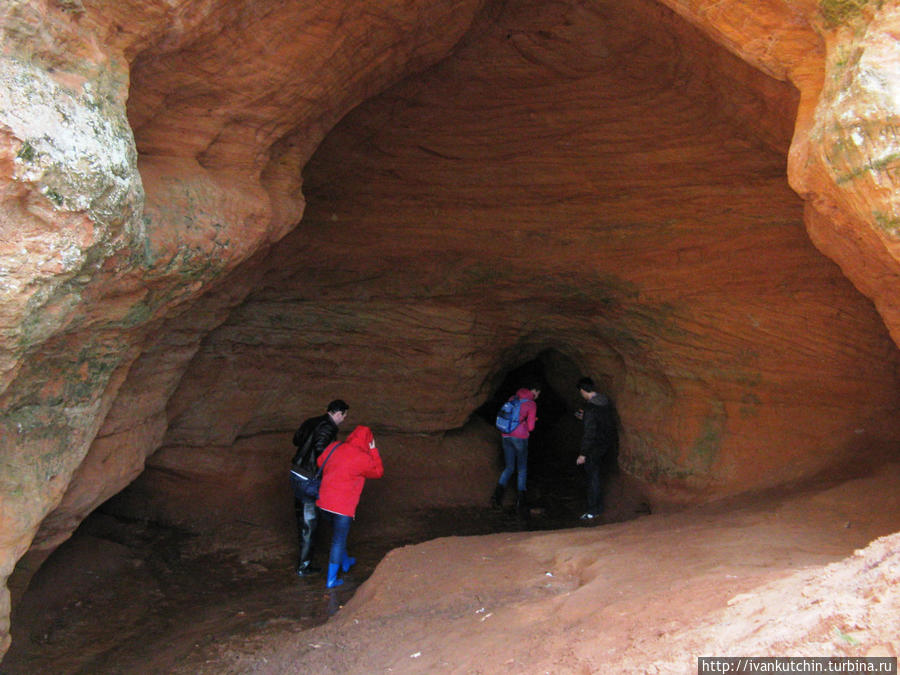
[327,399,349,414]
[577,377,595,392]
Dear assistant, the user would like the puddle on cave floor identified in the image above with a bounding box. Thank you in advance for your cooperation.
[2,473,638,675]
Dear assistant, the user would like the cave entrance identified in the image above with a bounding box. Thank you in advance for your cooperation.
[477,348,628,524]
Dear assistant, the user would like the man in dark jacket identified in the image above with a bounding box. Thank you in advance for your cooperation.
[291,399,349,576]
[575,377,617,521]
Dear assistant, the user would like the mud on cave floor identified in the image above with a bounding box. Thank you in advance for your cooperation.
[9,463,900,674]
[1,469,623,675]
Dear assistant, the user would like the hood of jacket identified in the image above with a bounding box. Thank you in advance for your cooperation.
[345,425,375,450]
[514,388,536,401]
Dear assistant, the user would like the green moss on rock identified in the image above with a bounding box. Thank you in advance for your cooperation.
[691,401,726,470]
[820,0,872,28]
[15,140,35,162]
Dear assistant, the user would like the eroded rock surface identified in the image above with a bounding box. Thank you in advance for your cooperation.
[165,0,900,500]
[2,0,900,660]
[0,0,481,653]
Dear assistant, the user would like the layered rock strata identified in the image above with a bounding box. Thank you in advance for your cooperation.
[164,0,900,500]
[2,0,900,659]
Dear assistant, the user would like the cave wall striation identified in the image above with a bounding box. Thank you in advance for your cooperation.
[2,0,900,658]
[0,0,485,653]
[164,0,900,498]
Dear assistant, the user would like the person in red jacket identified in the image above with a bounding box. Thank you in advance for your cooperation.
[316,425,384,588]
[490,383,540,519]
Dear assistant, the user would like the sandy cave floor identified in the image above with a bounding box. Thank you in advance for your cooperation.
[2,483,583,674]
[3,464,900,674]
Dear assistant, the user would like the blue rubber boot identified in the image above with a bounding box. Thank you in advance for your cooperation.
[326,563,344,588]
[341,554,356,573]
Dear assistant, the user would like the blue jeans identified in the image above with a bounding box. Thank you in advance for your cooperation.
[499,436,528,492]
[323,511,353,568]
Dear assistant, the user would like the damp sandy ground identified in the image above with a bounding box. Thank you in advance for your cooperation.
[1,488,573,674]
[4,463,900,674]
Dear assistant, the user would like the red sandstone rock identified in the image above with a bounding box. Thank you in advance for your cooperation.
[3,0,900,660]
[165,0,900,504]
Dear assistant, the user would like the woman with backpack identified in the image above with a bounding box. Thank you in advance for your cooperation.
[490,384,540,518]
[316,425,384,588]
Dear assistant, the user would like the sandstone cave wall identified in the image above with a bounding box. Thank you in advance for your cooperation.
[0,0,484,653]
[162,0,900,502]
[3,0,900,659]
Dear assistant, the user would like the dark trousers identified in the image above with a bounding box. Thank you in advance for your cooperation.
[294,496,318,568]
[585,455,604,515]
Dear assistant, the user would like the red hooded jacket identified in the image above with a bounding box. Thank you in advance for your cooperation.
[502,388,538,439]
[316,425,384,518]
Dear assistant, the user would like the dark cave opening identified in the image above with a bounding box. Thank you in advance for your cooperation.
[475,348,629,523]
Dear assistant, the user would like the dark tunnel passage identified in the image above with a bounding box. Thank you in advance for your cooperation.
[476,349,644,524]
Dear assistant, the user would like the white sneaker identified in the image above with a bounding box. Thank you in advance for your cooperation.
[579,512,597,520]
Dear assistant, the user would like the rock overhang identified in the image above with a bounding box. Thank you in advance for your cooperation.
[3,0,900,658]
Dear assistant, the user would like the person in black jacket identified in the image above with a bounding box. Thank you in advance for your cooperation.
[291,399,349,576]
[575,377,617,521]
